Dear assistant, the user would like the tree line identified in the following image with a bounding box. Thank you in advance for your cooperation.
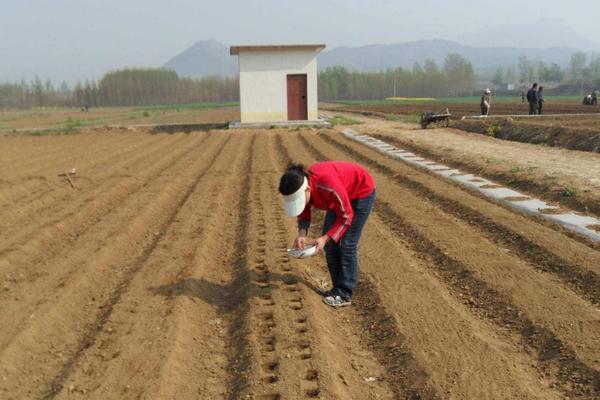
[491,52,600,89]
[319,54,476,100]
[0,69,239,109]
[2,51,599,109]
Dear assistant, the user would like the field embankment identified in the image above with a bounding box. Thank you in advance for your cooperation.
[452,117,600,153]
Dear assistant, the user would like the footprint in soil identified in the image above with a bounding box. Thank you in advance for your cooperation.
[150,273,322,315]
[262,361,279,373]
[259,395,281,400]
[262,336,276,352]
[255,273,270,283]
[259,293,275,306]
[305,369,319,381]
[262,375,279,384]
[255,264,267,272]
[260,312,275,326]
[283,278,298,286]
[297,340,311,350]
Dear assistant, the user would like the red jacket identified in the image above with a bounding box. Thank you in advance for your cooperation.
[298,161,375,242]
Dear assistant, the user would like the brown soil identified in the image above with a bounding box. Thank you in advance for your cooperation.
[1,127,599,399]
[334,101,600,119]
[452,118,600,153]
[335,113,600,220]
[0,107,239,131]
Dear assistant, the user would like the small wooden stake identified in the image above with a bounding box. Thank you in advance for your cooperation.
[58,171,76,189]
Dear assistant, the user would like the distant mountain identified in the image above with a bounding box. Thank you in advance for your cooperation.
[318,40,581,71]
[165,38,592,78]
[455,19,600,51]
[163,39,237,77]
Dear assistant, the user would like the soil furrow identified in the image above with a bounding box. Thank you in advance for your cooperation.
[0,134,200,281]
[0,135,206,346]
[40,133,234,399]
[0,132,139,175]
[281,132,440,399]
[0,133,167,229]
[52,133,250,399]
[299,132,600,399]
[224,134,256,399]
[0,133,188,253]
[258,134,326,398]
[0,134,211,355]
[374,200,600,399]
[369,130,600,221]
[319,133,600,303]
[0,133,227,399]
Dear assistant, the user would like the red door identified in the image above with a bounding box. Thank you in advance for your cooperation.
[287,74,308,120]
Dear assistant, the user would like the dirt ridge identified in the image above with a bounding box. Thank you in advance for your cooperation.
[40,134,234,398]
[370,132,600,223]
[319,133,600,300]
[300,131,600,399]
[293,133,441,399]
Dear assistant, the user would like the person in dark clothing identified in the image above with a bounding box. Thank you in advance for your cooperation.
[526,83,539,115]
[537,86,545,115]
[521,91,525,103]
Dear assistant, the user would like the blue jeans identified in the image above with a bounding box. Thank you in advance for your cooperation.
[322,189,376,300]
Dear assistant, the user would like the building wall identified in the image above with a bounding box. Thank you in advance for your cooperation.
[238,50,319,123]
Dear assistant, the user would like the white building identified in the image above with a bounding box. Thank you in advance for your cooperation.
[230,44,327,126]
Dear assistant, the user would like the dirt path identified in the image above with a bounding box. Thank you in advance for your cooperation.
[333,113,600,217]
[1,129,599,399]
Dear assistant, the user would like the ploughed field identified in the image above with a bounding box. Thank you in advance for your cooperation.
[0,106,239,131]
[1,129,599,399]
[451,114,600,153]
[339,100,600,119]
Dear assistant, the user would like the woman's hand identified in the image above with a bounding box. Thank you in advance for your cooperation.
[294,229,308,249]
[313,235,329,253]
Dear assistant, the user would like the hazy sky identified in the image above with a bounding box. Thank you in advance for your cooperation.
[1,0,599,83]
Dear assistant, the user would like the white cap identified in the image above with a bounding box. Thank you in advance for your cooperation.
[283,177,308,217]
[485,88,491,94]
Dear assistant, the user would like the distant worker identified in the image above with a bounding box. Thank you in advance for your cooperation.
[593,89,599,105]
[521,90,525,103]
[480,88,492,116]
[526,83,539,115]
[537,86,545,115]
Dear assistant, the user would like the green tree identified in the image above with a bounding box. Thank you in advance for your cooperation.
[492,68,504,86]
[444,53,475,96]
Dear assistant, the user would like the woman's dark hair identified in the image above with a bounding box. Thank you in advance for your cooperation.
[279,163,309,195]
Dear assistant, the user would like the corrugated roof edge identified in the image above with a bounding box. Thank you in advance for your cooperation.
[230,44,326,55]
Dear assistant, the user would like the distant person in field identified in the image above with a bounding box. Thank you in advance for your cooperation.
[593,89,599,105]
[537,86,545,115]
[521,90,525,103]
[279,162,376,308]
[526,83,539,115]
[480,88,492,116]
